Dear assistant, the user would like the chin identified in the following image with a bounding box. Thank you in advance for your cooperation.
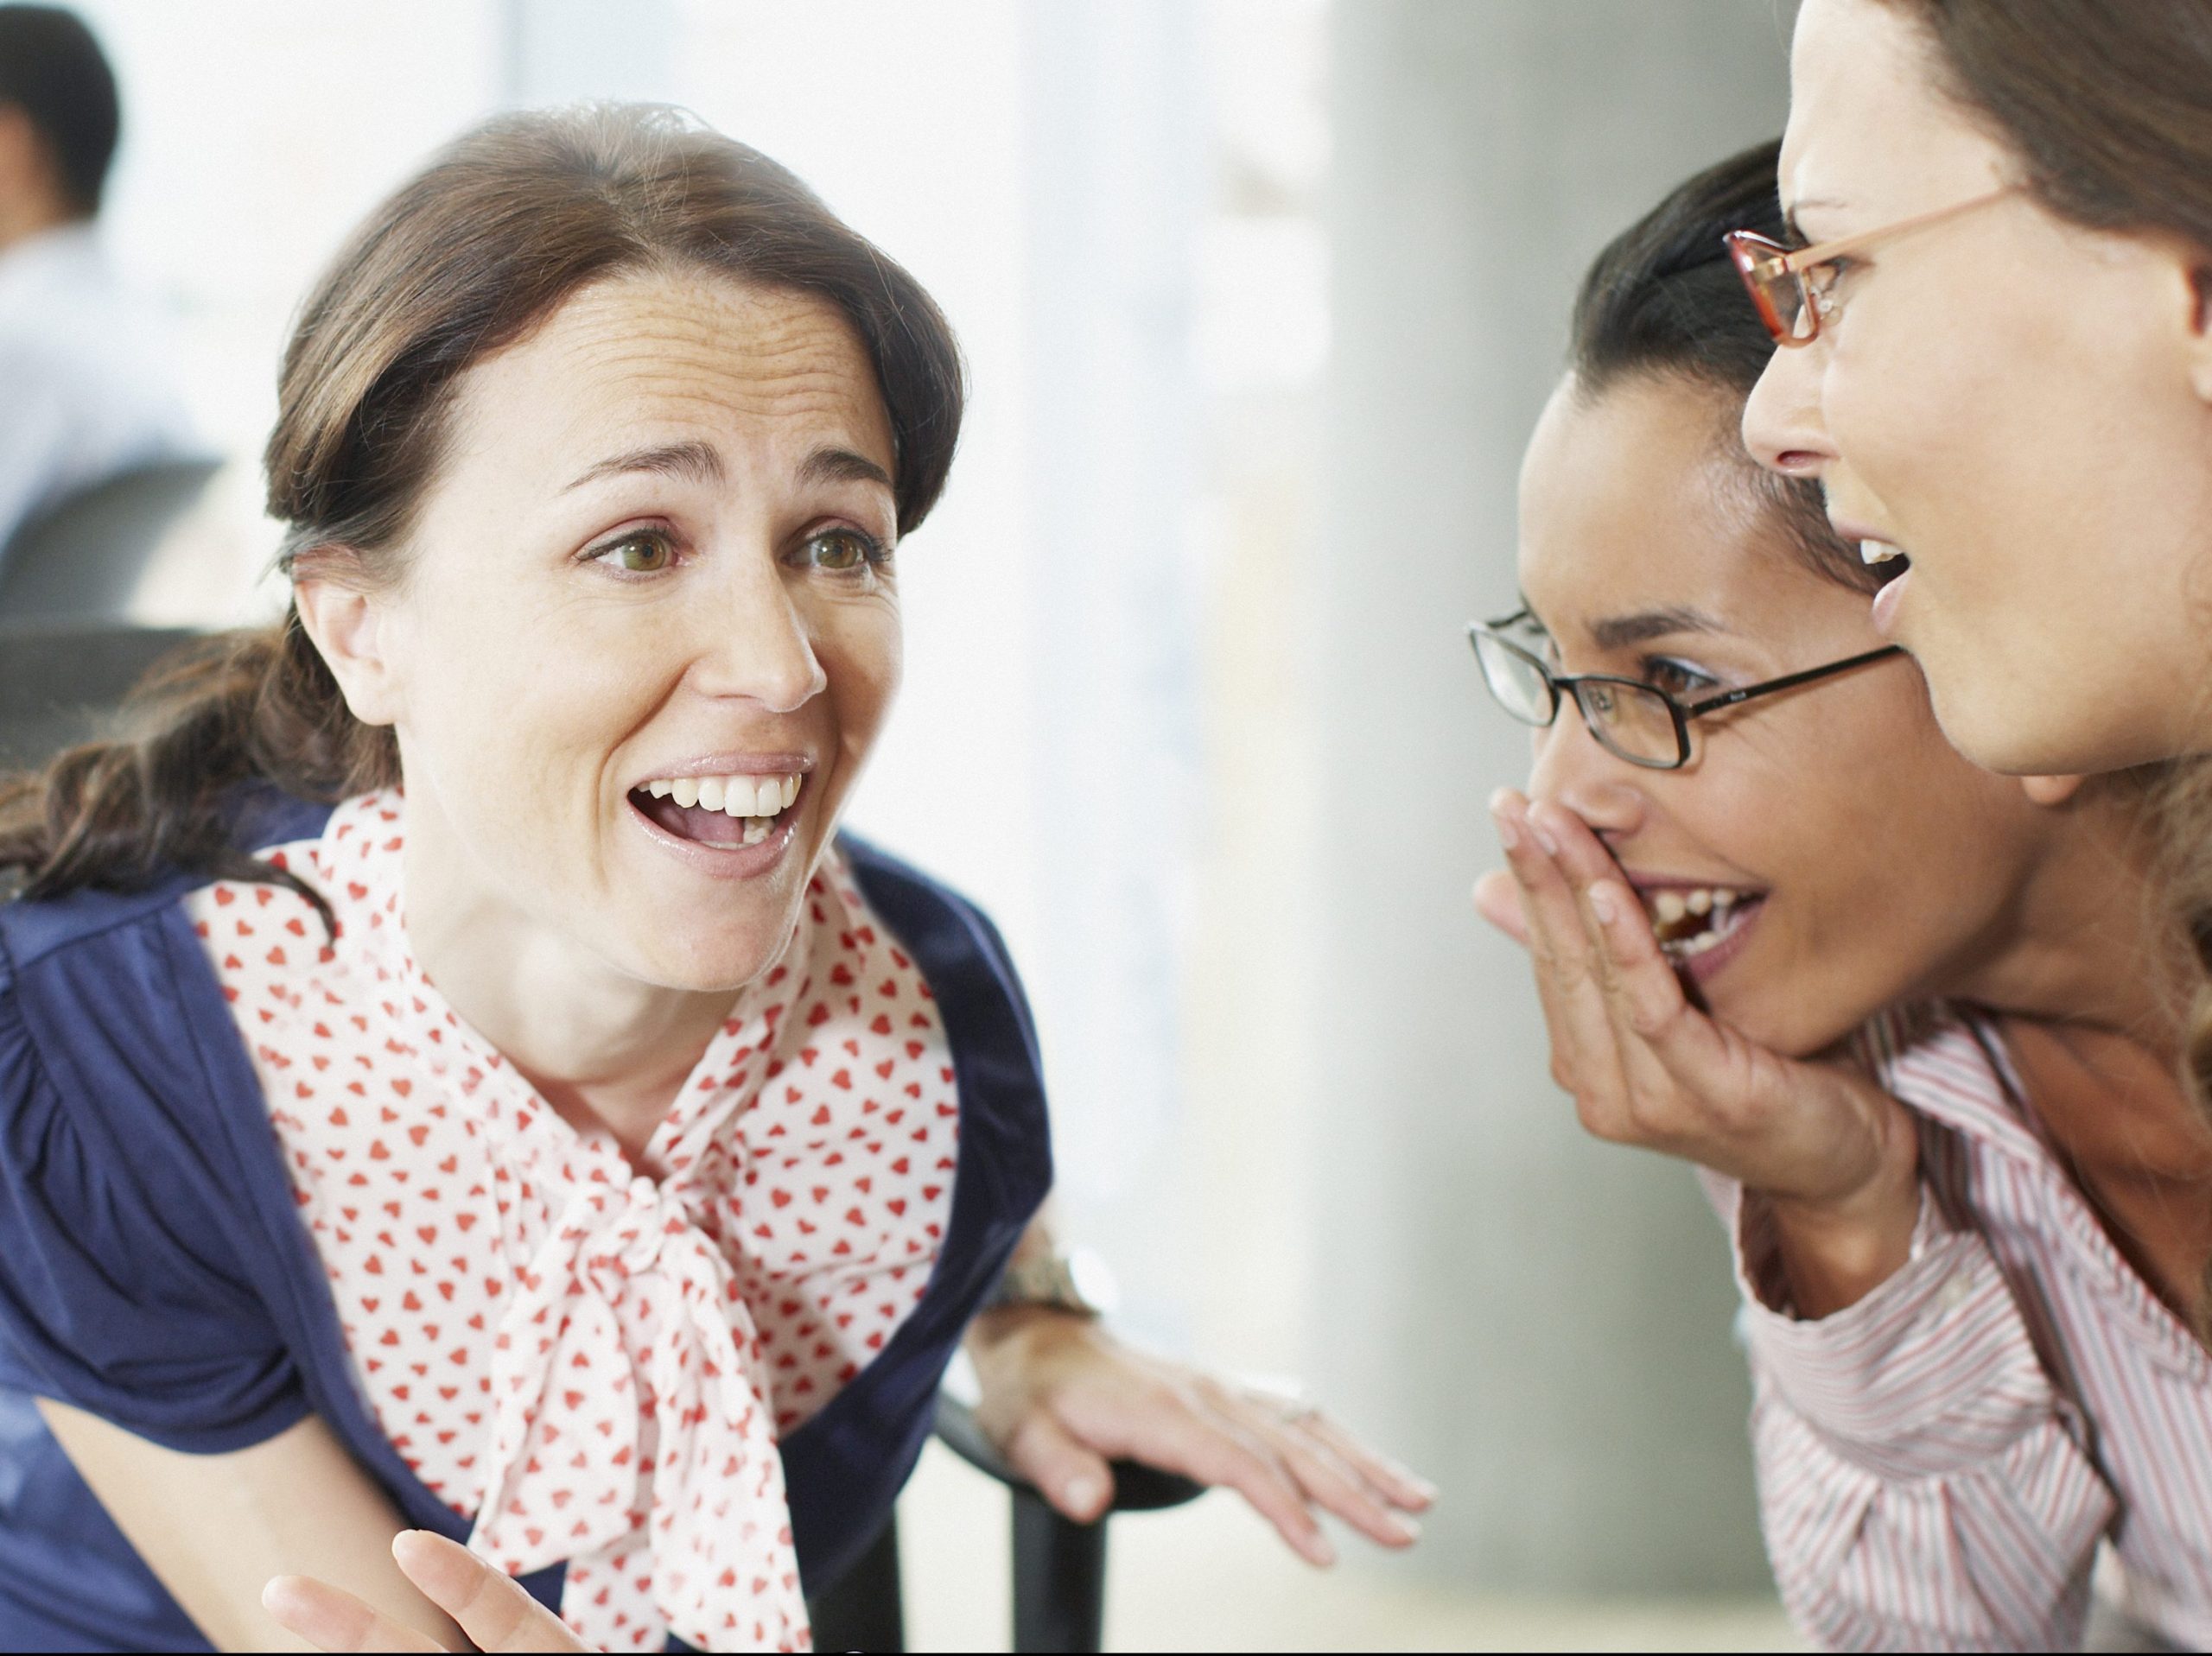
[607,905,796,994]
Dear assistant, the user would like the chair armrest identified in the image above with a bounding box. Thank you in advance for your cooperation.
[931,1393,1205,1513]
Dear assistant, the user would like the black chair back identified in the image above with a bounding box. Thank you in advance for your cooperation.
[0,622,201,772]
[0,460,222,622]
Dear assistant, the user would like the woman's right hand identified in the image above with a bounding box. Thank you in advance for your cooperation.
[1478,790,1923,1315]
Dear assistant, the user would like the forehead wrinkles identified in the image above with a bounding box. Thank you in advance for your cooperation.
[461,276,893,476]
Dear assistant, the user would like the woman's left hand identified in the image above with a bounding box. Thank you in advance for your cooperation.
[965,1306,1433,1565]
[265,1531,587,1653]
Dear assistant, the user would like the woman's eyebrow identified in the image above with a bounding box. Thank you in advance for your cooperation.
[800,447,893,491]
[1589,606,1723,650]
[563,439,724,492]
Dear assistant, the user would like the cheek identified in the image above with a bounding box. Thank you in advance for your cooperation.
[394,564,677,801]
[817,600,903,762]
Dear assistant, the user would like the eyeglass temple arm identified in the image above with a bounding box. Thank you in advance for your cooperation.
[1775,185,2017,275]
[1682,645,1904,717]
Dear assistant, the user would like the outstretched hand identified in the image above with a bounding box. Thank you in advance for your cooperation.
[265,1532,584,1653]
[1479,789,1920,1310]
[967,1306,1432,1566]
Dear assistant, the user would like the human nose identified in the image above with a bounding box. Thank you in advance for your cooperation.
[689,548,830,713]
[1526,714,1646,845]
[1742,338,1835,483]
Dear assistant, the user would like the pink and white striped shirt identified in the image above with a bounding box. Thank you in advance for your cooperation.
[1713,1007,2212,1650]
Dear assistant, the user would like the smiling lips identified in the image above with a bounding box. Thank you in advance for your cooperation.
[632,771,804,847]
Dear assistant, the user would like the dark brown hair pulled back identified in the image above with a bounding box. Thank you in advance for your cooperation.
[0,103,964,910]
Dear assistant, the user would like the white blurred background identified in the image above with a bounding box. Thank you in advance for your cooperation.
[61,1,1807,1646]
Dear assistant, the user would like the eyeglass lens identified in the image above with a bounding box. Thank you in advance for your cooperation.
[1472,632,1555,724]
[1573,679,1682,766]
[1471,631,1686,768]
[1752,261,1814,342]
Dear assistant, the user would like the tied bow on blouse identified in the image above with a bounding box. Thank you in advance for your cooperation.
[196,794,961,1653]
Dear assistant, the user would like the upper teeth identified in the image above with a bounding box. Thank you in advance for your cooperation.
[1859,539,1904,566]
[1647,887,1747,927]
[644,773,803,816]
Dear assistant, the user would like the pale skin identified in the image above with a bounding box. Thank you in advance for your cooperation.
[1478,371,2212,1321]
[1741,0,2212,777]
[42,270,1426,1651]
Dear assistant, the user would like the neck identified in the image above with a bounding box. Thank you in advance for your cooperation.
[0,194,75,254]
[399,804,738,1161]
[1951,791,2191,1068]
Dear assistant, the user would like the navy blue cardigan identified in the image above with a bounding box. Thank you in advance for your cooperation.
[0,799,1052,1651]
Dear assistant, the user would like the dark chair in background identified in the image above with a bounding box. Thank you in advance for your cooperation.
[808,1395,1205,1654]
[0,623,1211,1653]
[0,620,200,771]
[0,459,221,622]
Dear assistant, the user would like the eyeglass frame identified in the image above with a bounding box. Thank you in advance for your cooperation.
[1468,611,1906,771]
[1722,184,2018,347]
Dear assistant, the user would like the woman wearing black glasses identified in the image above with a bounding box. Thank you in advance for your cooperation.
[1477,143,2212,1649]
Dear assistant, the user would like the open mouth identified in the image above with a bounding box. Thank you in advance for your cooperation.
[629,771,805,848]
[1859,540,1912,586]
[1638,884,1766,963]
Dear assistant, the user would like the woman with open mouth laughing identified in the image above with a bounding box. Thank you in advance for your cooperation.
[1478,143,2212,1649]
[0,107,1426,1653]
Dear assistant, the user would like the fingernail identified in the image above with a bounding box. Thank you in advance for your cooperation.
[1588,883,1618,925]
[1064,1475,1104,1514]
[1309,1532,1338,1567]
[1494,812,1521,851]
[1391,1513,1423,1543]
[1526,806,1560,855]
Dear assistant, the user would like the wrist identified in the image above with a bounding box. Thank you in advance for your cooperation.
[1758,1124,1923,1317]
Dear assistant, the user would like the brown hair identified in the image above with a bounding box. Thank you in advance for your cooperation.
[1873,0,2212,1314]
[1567,137,1885,601]
[0,104,964,910]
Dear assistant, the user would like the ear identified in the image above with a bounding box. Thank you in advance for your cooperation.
[2189,259,2212,404]
[2019,773,2088,808]
[293,558,405,728]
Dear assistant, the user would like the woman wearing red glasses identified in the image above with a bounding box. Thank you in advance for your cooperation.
[1483,140,2212,1650]
[1733,3,2212,1276]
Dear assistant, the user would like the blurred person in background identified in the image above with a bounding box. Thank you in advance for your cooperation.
[0,3,194,564]
[0,104,1424,1653]
[1474,143,2212,1648]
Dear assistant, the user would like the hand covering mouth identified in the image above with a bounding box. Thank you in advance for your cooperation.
[630,771,804,847]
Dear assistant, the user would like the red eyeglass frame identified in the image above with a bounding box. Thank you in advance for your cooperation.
[1723,185,2018,346]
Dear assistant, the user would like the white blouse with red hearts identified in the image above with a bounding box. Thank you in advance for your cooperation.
[184,792,959,1653]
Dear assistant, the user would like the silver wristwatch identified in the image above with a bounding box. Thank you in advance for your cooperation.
[985,1244,1118,1317]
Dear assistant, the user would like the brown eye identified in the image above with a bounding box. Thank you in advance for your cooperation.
[594,533,674,574]
[806,530,882,574]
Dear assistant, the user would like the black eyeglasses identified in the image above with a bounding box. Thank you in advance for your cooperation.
[1468,611,1904,770]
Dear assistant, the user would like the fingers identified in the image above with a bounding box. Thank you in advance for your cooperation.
[390,1532,587,1653]
[1065,1379,1338,1566]
[1491,789,1630,1120]
[999,1407,1117,1523]
[262,1576,450,1654]
[1471,869,1529,943]
[1244,1406,1424,1551]
[1521,799,1732,1107]
[1294,1410,1436,1513]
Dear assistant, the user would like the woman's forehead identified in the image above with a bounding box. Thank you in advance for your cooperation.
[1517,379,1846,644]
[450,272,895,479]
[1782,0,2012,228]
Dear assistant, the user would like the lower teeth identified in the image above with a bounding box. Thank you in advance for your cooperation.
[1660,908,1744,960]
